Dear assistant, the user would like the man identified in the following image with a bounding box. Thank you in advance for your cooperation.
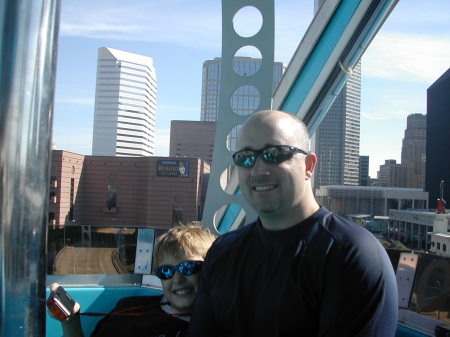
[190,110,398,336]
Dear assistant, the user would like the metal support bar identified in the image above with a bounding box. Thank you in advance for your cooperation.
[0,0,60,336]
[202,0,275,233]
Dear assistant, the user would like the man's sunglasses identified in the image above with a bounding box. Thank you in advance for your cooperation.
[232,145,308,168]
[154,260,203,280]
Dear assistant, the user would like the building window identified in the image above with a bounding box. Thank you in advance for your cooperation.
[106,185,117,209]
[50,176,58,187]
[443,244,447,252]
[49,212,55,221]
[172,205,184,226]
[69,178,74,221]
[437,242,441,250]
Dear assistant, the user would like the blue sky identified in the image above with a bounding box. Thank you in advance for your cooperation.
[52,0,450,177]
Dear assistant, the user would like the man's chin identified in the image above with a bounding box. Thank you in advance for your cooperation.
[256,206,280,216]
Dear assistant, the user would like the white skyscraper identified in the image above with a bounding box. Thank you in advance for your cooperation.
[92,47,157,156]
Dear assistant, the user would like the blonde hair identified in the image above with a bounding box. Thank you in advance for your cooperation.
[153,224,216,268]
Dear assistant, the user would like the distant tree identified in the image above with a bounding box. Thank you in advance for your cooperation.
[378,239,408,250]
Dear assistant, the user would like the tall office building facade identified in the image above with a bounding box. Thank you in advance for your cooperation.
[377,159,407,188]
[169,120,216,164]
[359,155,369,186]
[200,57,284,151]
[425,68,450,208]
[401,113,426,189]
[312,1,361,191]
[312,61,361,190]
[92,47,157,157]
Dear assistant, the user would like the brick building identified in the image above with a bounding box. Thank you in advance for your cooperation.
[49,150,210,229]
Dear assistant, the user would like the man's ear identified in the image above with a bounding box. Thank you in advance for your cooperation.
[305,153,317,179]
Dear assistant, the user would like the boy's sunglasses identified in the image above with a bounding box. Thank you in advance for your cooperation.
[232,145,308,168]
[154,260,203,280]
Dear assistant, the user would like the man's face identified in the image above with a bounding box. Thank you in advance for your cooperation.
[236,114,309,221]
[159,250,203,313]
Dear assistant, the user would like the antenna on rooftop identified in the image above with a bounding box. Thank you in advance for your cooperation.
[437,180,446,214]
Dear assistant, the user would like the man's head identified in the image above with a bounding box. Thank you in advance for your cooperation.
[234,110,319,229]
[153,225,216,313]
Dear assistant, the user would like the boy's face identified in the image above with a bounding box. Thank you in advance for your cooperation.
[158,250,203,313]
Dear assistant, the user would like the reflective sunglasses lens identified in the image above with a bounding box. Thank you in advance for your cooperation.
[155,261,202,280]
[179,262,194,275]
[263,146,291,163]
[155,266,174,280]
[179,261,202,275]
[234,151,256,167]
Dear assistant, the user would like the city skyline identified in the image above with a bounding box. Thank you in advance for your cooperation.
[52,0,450,177]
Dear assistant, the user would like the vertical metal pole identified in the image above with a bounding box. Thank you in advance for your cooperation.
[0,0,60,336]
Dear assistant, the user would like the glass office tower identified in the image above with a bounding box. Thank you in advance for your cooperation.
[200,57,284,152]
[425,68,450,208]
[312,61,361,190]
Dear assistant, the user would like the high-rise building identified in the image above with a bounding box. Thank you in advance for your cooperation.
[425,68,450,208]
[92,47,157,157]
[359,155,369,186]
[169,121,216,164]
[200,57,284,151]
[377,159,406,188]
[401,113,426,189]
[312,61,361,190]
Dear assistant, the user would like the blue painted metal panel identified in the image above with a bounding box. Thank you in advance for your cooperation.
[281,1,359,114]
[217,188,242,234]
[395,325,429,337]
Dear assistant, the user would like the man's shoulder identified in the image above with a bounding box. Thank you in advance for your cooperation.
[320,211,372,239]
[208,222,256,259]
[215,221,256,243]
[318,210,385,257]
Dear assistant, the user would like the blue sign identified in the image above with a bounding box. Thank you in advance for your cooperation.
[157,160,190,177]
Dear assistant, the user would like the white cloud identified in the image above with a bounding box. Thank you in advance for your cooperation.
[361,93,426,121]
[60,1,221,51]
[363,32,450,84]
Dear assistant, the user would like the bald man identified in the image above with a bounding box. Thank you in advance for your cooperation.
[191,110,398,337]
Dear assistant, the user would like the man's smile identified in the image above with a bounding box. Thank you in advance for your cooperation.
[253,184,276,191]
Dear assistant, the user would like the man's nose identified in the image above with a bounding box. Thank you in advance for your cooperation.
[172,270,185,282]
[251,155,271,175]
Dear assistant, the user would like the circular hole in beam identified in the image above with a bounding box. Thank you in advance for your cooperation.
[233,6,263,38]
[230,85,260,116]
[220,165,238,195]
[213,203,246,233]
[233,46,262,77]
[226,124,242,153]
